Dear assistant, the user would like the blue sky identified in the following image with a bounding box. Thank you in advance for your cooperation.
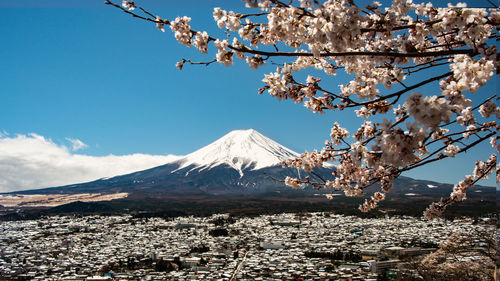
[0,0,497,191]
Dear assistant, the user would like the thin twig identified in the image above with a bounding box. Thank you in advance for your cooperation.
[181,58,217,67]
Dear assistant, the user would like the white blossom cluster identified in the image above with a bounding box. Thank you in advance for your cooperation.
[353,121,375,141]
[490,136,500,154]
[478,99,500,119]
[213,8,241,31]
[359,191,386,212]
[449,55,495,93]
[404,92,454,130]
[284,176,304,189]
[111,0,498,218]
[375,122,426,167]
[246,55,265,70]
[214,39,233,66]
[193,31,209,54]
[443,144,460,157]
[330,122,349,145]
[422,4,495,49]
[261,72,289,100]
[170,16,192,47]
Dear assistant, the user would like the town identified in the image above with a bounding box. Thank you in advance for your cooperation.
[0,212,494,280]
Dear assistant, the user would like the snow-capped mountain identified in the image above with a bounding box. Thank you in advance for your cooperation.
[20,129,333,195]
[173,129,299,177]
[13,129,491,211]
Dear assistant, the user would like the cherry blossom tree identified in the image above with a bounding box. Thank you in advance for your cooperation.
[402,228,498,280]
[108,0,499,219]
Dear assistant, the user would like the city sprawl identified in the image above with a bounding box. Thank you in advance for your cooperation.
[0,213,494,280]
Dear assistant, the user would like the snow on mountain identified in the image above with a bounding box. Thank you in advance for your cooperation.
[173,129,299,177]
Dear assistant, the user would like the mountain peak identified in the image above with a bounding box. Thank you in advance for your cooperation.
[231,128,257,133]
[222,128,258,138]
[174,129,299,177]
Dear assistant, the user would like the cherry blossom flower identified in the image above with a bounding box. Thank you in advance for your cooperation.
[284,176,304,189]
[175,61,184,70]
[478,100,499,118]
[246,55,265,70]
[121,0,135,11]
[193,31,209,54]
[170,16,192,46]
[155,16,164,32]
[444,144,460,157]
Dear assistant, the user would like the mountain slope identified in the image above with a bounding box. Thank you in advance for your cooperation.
[16,129,331,195]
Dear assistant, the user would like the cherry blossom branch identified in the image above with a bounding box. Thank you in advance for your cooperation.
[335,130,496,194]
[283,120,495,198]
[346,72,452,107]
[404,61,451,75]
[297,71,452,111]
[486,0,498,8]
[107,1,479,60]
[435,95,497,131]
[237,12,269,19]
[138,7,158,20]
[105,1,162,24]
[400,57,451,70]
[423,153,496,219]
[358,20,442,33]
[426,125,492,147]
[110,1,499,219]
[229,47,476,59]
[404,131,496,173]
[176,59,218,70]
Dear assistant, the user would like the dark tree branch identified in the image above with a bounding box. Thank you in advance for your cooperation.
[228,47,476,59]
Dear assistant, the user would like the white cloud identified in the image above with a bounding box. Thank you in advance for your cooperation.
[0,133,182,193]
[65,137,88,151]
